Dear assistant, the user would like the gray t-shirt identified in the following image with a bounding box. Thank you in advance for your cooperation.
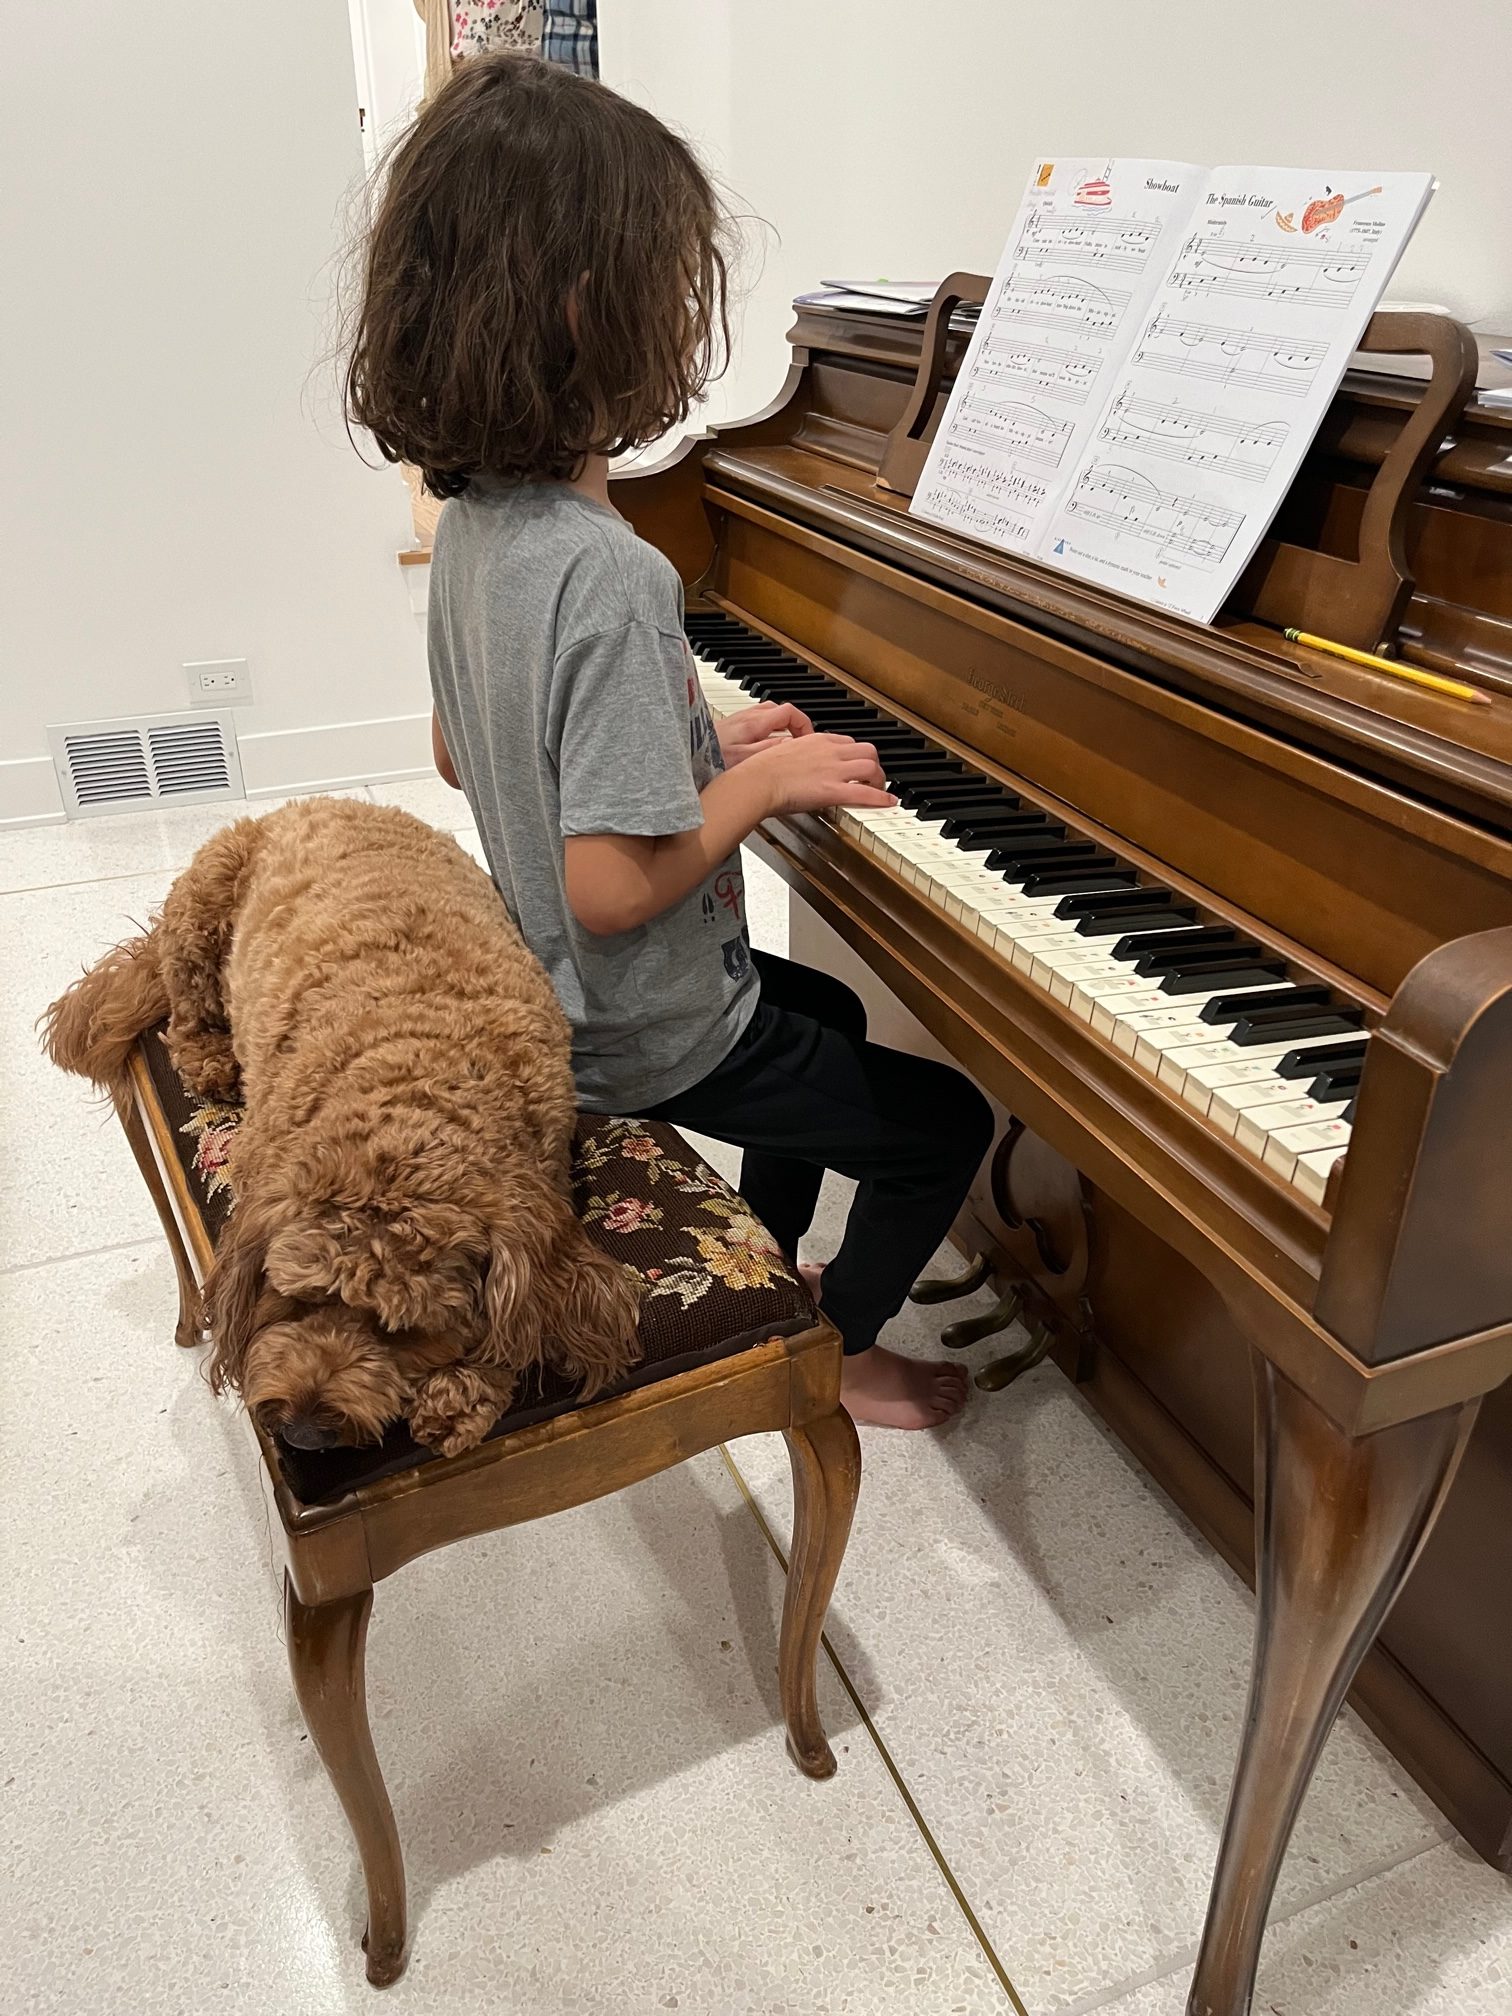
[428,480,757,1111]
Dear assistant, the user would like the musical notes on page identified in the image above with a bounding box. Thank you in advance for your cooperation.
[913,158,1206,560]
[956,394,1074,468]
[994,273,1133,338]
[1169,227,1371,310]
[1133,316,1326,397]
[1097,390,1288,483]
[1064,462,1244,566]
[911,157,1433,625]
[975,335,1102,405]
[1013,211,1161,275]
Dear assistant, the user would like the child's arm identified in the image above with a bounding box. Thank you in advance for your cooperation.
[565,732,891,937]
[432,708,462,789]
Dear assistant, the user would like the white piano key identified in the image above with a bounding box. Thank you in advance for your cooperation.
[1294,1146,1347,1204]
[1261,1116,1354,1183]
[1206,1077,1307,1136]
[1234,1095,1351,1157]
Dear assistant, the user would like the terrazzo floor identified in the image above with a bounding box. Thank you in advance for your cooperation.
[4,778,1509,2016]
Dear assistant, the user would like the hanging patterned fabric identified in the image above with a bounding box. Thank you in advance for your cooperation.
[450,1,546,63]
[542,0,599,78]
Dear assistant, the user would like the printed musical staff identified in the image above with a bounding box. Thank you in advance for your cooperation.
[1169,229,1370,310]
[916,482,1038,549]
[1097,391,1288,483]
[1132,316,1326,397]
[975,335,1102,406]
[956,394,1074,468]
[1064,461,1244,566]
[1013,211,1161,275]
[994,274,1133,338]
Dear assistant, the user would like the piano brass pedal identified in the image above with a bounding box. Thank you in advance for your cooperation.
[909,1251,992,1306]
[975,1322,1054,1393]
[941,1286,1023,1351]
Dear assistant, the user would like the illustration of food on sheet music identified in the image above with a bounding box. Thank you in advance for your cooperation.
[910,162,1433,625]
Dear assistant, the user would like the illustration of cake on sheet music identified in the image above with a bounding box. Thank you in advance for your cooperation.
[910,159,1433,624]
[1074,169,1113,208]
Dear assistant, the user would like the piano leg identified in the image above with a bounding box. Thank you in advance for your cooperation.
[1187,1363,1477,2016]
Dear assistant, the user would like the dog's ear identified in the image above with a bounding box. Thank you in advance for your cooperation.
[202,1194,279,1394]
[483,1172,641,1394]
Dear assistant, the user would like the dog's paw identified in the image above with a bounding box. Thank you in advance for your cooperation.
[407,1364,515,1459]
[173,1032,242,1101]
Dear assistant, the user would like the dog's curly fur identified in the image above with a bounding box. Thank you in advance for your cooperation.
[43,797,641,1453]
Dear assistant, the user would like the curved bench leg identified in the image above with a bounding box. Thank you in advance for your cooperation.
[284,1577,408,1987]
[779,1405,861,1779]
[116,1089,203,1350]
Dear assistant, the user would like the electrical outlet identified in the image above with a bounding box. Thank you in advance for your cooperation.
[185,658,253,707]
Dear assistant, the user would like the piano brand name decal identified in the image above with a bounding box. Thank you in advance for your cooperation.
[955,665,1028,713]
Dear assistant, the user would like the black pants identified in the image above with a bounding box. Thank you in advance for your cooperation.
[640,952,994,1354]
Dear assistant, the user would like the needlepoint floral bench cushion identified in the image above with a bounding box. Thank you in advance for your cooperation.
[139,1028,815,1504]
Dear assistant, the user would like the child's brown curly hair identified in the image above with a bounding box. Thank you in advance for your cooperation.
[344,53,731,498]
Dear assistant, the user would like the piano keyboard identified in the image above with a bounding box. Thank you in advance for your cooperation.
[687,610,1361,1207]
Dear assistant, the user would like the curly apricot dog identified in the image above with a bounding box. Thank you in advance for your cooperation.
[44,797,640,1453]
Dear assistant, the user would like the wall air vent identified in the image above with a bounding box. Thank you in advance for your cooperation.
[48,710,244,819]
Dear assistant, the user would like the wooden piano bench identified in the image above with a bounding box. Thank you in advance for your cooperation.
[115,1028,860,1988]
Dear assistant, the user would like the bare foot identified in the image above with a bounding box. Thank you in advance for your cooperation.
[840,1345,968,1430]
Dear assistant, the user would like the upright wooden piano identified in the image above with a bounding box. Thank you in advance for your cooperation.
[610,285,1512,2016]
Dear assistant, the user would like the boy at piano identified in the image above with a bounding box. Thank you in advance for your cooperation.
[345,54,993,1427]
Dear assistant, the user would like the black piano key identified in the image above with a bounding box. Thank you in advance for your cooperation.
[1275,1035,1369,1077]
[1308,1061,1365,1102]
[1145,947,1272,982]
[985,839,1101,873]
[878,754,962,778]
[735,674,830,697]
[1055,886,1183,921]
[710,641,802,660]
[1224,998,1352,1041]
[941,812,1063,842]
[1021,868,1138,898]
[1121,924,1245,965]
[1343,1095,1358,1125]
[904,784,1018,813]
[1077,909,1200,939]
[1200,983,1331,1026]
[1241,1024,1370,1056]
[1161,963,1286,997]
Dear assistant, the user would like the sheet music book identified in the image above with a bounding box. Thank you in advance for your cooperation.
[911,159,1434,623]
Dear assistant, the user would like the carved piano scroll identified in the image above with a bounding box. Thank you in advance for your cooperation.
[874,273,991,498]
[1239,311,1478,652]
[1317,924,1512,1367]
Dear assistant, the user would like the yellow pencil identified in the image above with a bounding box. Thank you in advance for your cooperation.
[1283,628,1489,706]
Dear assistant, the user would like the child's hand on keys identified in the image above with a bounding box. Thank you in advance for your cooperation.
[749,732,896,815]
[716,700,814,764]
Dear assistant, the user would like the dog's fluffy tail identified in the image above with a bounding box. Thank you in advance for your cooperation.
[41,929,168,1091]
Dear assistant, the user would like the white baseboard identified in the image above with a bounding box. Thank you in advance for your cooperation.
[0,715,433,827]
[0,756,66,827]
[227,712,432,797]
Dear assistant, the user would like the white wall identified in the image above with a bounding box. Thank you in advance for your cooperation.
[608,0,1512,434]
[2,0,429,822]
